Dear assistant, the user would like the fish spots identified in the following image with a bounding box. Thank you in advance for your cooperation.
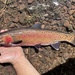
[62,33,74,43]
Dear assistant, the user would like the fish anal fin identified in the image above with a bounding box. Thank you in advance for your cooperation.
[51,42,60,50]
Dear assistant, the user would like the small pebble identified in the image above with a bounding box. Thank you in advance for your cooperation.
[69,10,75,15]
[28,0,34,4]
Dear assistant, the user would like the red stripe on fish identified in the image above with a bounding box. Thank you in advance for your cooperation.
[3,35,13,44]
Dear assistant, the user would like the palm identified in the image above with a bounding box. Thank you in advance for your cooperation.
[0,47,24,64]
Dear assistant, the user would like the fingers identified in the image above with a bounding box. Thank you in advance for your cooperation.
[0,49,5,63]
[0,47,13,54]
[0,47,8,51]
[0,47,23,63]
[0,47,8,56]
[0,47,22,52]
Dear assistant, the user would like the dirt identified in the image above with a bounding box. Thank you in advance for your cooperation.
[0,0,75,75]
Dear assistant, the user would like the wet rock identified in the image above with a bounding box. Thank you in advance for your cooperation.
[0,1,4,10]
[41,24,45,29]
[12,15,19,23]
[18,3,26,10]
[64,20,70,27]
[19,12,26,24]
[71,5,75,10]
[69,15,74,21]
[63,6,68,13]
[66,1,71,8]
[24,48,29,55]
[6,0,14,4]
[72,0,75,3]
[69,10,75,15]
[9,3,17,8]
[64,20,73,31]
[73,13,75,18]
[4,16,11,24]
[28,0,34,4]
[51,20,57,25]
[0,0,6,4]
[43,14,49,17]
[9,23,17,28]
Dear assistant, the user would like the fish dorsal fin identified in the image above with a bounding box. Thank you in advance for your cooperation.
[51,42,60,50]
[31,23,42,29]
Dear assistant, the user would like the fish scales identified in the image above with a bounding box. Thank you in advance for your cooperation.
[0,29,74,47]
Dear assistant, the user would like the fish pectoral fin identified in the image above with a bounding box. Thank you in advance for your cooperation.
[9,40,23,47]
[12,40,22,44]
[0,44,5,46]
[31,23,42,29]
[34,44,41,53]
[51,42,60,50]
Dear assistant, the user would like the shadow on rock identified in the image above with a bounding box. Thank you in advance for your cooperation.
[43,58,75,75]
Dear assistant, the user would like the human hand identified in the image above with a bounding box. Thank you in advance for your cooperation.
[0,29,40,75]
[0,47,25,64]
[0,29,25,65]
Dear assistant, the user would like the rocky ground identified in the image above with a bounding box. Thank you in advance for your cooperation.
[0,0,75,75]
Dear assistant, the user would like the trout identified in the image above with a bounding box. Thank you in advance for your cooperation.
[0,24,75,50]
